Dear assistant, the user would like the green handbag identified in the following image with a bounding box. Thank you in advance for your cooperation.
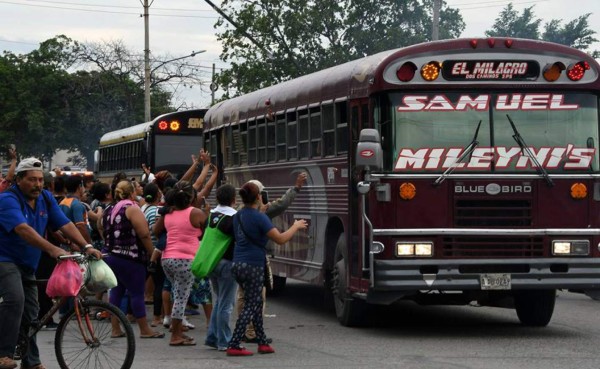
[191,213,233,278]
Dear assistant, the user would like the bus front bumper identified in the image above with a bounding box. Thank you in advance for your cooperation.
[370,257,600,301]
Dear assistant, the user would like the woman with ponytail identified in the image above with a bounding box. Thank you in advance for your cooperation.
[100,180,164,339]
[226,181,307,356]
[141,183,165,327]
[153,180,207,346]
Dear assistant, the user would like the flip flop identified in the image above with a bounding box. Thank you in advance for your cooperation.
[169,339,196,346]
[111,332,126,338]
[140,332,165,339]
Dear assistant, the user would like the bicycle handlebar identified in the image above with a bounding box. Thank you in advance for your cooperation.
[57,253,108,263]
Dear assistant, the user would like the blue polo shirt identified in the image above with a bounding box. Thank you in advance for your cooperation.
[0,186,70,272]
[232,207,274,267]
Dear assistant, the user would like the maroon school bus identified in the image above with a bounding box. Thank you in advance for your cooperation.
[204,38,600,326]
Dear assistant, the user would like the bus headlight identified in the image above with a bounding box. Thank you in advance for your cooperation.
[396,242,433,257]
[552,240,590,256]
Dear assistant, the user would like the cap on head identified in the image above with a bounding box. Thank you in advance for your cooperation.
[16,157,43,174]
[248,179,264,193]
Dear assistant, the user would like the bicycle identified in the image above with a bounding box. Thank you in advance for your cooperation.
[16,253,136,369]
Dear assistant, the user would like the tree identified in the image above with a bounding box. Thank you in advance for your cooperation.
[485,4,541,39]
[543,15,599,56]
[0,36,79,161]
[486,4,598,56]
[214,0,465,96]
[0,36,190,165]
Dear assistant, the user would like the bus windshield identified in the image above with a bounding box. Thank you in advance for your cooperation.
[384,92,599,174]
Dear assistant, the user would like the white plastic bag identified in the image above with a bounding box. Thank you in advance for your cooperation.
[85,259,117,293]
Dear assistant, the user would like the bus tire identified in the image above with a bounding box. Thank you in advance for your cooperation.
[514,289,556,327]
[332,233,366,327]
[267,275,287,296]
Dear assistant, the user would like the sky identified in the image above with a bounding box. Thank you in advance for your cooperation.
[1,0,600,110]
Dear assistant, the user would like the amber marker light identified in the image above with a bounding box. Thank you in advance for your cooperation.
[570,183,587,199]
[399,182,416,200]
[420,61,441,81]
[170,120,181,131]
[543,62,565,82]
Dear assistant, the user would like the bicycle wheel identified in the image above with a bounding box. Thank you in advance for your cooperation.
[55,299,135,369]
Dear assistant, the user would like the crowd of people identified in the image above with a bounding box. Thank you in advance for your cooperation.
[0,147,308,369]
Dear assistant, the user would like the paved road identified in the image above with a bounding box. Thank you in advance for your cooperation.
[37,281,600,369]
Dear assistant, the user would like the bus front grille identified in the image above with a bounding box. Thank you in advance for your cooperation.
[454,199,532,227]
[442,236,544,258]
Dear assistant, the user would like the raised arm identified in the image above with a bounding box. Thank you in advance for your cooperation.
[5,147,17,182]
[265,172,307,219]
[266,219,307,245]
[197,163,218,199]
[181,148,210,183]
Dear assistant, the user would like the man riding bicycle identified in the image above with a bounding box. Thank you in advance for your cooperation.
[0,158,102,369]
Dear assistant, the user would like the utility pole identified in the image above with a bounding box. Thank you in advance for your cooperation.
[432,0,441,41]
[211,63,216,105]
[143,0,152,122]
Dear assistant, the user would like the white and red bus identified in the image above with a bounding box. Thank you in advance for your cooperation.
[204,38,600,326]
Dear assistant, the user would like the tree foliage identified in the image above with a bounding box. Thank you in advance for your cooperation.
[215,0,465,96]
[486,4,598,56]
[0,35,200,166]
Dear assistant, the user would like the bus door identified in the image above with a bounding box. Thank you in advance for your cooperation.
[349,98,371,288]
[204,128,225,186]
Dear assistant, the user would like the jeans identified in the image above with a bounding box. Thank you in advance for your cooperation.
[0,262,41,367]
[205,259,237,350]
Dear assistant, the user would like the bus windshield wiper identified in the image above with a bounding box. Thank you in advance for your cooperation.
[434,120,482,186]
[506,114,554,187]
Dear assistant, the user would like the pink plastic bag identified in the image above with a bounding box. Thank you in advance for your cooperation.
[46,259,83,297]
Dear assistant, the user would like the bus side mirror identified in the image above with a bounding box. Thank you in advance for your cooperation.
[93,150,99,173]
[355,129,383,171]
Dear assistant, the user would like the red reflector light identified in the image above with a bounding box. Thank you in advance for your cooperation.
[567,61,590,81]
[396,62,417,82]
[158,120,168,130]
[170,120,181,131]
[470,39,478,49]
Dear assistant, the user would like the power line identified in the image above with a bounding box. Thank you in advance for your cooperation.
[4,0,214,11]
[449,0,549,10]
[0,38,39,46]
[0,0,218,17]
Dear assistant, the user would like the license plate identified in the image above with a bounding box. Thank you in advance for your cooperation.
[480,273,511,290]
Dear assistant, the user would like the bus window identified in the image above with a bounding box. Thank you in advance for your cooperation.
[298,109,309,159]
[276,114,286,161]
[287,111,298,160]
[351,105,359,143]
[225,126,233,167]
[322,104,335,157]
[267,119,276,162]
[248,119,257,164]
[240,122,248,165]
[210,133,218,164]
[258,119,267,163]
[231,125,240,166]
[310,107,322,158]
[336,101,348,154]
[361,103,370,129]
